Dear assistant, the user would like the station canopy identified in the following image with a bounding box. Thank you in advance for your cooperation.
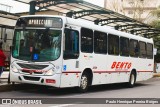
[13,0,160,38]
[0,10,19,29]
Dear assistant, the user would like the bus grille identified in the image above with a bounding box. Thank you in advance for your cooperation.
[21,69,43,74]
[17,63,48,69]
[23,76,40,81]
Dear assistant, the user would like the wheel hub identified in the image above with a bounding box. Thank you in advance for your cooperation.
[81,76,88,89]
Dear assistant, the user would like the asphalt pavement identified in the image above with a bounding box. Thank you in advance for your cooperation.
[0,74,160,107]
[0,72,160,92]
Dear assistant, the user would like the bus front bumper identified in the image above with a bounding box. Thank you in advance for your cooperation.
[10,71,61,87]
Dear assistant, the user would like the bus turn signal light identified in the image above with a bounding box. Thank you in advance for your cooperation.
[46,79,56,84]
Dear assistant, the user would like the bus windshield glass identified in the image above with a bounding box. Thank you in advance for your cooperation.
[12,29,61,62]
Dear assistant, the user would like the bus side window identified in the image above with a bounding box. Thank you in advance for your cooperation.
[63,28,79,59]
[139,41,146,58]
[94,31,107,54]
[147,43,153,59]
[120,37,129,56]
[130,39,139,57]
[108,34,119,55]
[81,28,93,53]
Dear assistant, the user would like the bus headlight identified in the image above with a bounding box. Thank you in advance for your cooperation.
[45,68,55,76]
[11,65,19,73]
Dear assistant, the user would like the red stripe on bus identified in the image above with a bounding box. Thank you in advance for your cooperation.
[62,71,81,73]
[62,71,153,74]
[93,71,130,73]
[137,71,153,72]
[93,70,153,73]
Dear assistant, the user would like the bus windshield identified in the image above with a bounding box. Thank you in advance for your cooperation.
[12,29,61,62]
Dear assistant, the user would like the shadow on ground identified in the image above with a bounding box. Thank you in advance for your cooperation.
[14,81,151,97]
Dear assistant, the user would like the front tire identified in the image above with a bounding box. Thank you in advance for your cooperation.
[78,73,89,93]
[128,72,136,88]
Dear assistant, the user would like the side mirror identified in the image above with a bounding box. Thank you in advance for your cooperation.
[154,48,157,55]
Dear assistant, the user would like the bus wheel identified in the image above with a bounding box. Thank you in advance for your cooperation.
[128,72,136,88]
[78,73,89,93]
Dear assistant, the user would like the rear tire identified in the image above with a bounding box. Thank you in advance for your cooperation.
[78,73,89,93]
[128,72,136,88]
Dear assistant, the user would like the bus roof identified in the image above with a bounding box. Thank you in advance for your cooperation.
[66,17,153,44]
[19,15,153,44]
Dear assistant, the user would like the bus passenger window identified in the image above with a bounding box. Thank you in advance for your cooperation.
[108,34,119,55]
[63,28,79,59]
[147,43,153,59]
[120,37,129,56]
[94,31,107,54]
[139,41,147,58]
[81,28,93,53]
[130,39,139,57]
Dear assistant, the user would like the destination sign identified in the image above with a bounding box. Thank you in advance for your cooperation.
[16,17,62,28]
[28,19,53,26]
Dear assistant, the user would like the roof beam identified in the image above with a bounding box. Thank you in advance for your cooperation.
[66,10,113,19]
[0,10,19,17]
[0,24,14,29]
[37,0,83,11]
[94,18,136,26]
[114,24,149,30]
[13,0,28,4]
[0,10,19,20]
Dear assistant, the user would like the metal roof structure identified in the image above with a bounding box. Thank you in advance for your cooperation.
[0,10,19,28]
[13,0,160,38]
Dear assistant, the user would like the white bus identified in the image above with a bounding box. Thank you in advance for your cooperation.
[10,15,154,92]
